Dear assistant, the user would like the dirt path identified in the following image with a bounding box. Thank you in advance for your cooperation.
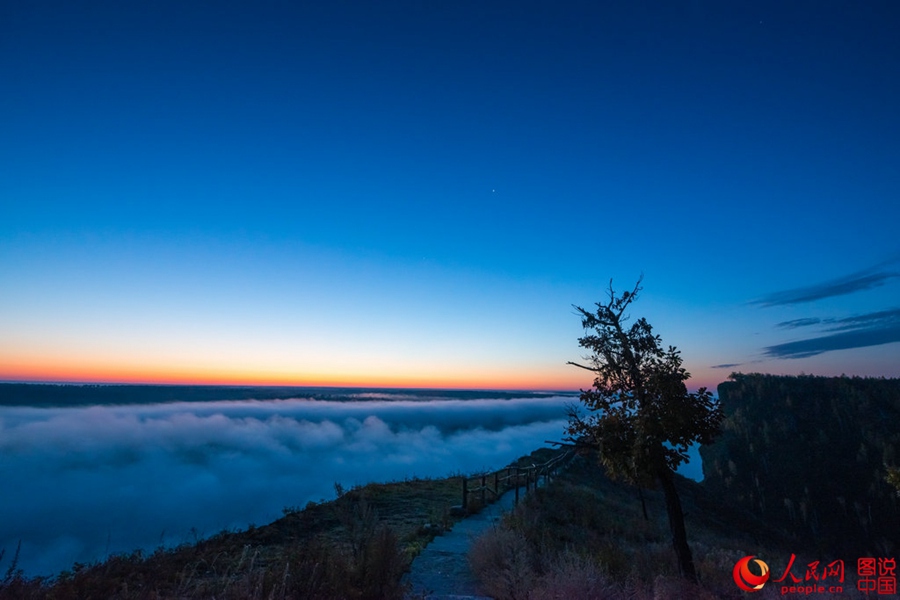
[402,487,524,599]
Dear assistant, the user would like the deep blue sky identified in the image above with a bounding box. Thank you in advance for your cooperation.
[2,1,899,389]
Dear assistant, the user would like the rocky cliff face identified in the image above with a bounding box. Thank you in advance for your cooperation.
[700,373,900,555]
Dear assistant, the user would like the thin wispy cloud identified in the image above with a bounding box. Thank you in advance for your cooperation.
[710,363,742,369]
[777,309,900,333]
[766,307,900,358]
[776,317,822,329]
[823,308,900,332]
[754,257,900,359]
[764,325,900,359]
[754,269,898,307]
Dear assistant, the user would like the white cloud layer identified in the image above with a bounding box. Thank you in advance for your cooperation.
[0,395,572,577]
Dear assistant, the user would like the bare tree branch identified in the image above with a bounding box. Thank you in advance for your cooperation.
[566,361,596,372]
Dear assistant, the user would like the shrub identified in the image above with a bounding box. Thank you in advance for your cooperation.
[469,527,537,600]
[529,551,618,600]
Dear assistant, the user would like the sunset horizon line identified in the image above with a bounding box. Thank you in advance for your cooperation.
[0,375,583,394]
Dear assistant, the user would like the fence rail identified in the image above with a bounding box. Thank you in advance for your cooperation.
[460,448,573,511]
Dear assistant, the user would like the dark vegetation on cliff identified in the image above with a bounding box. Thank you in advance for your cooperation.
[702,373,900,556]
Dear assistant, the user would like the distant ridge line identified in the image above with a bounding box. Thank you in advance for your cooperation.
[0,383,576,407]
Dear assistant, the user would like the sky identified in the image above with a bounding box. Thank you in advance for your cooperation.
[2,1,899,391]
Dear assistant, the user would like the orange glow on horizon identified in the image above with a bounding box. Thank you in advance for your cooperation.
[1,350,723,393]
[0,363,591,392]
[1,364,724,393]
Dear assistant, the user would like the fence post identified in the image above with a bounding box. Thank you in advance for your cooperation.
[494,472,499,497]
[462,477,468,510]
[514,467,519,505]
[480,474,486,506]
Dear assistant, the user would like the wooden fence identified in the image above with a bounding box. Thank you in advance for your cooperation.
[461,448,573,511]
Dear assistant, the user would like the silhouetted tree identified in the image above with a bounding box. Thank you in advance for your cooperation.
[566,278,722,582]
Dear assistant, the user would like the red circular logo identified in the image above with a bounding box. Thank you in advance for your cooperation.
[733,555,770,592]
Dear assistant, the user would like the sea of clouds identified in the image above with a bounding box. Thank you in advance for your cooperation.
[0,394,573,577]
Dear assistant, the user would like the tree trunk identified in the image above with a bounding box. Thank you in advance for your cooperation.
[656,466,697,582]
[637,486,649,521]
